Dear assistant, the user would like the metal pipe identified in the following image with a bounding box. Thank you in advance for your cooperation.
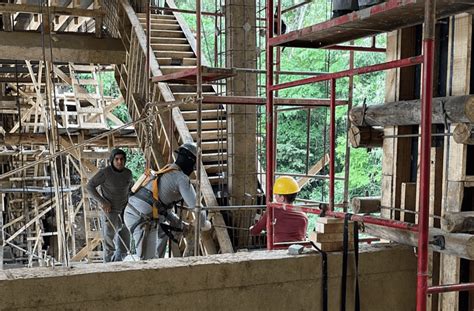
[417,1,436,310]
[275,171,345,180]
[268,203,419,232]
[266,0,275,250]
[271,55,424,91]
[146,0,150,103]
[343,47,354,212]
[324,45,386,53]
[427,283,474,294]
[329,79,336,211]
[194,0,203,256]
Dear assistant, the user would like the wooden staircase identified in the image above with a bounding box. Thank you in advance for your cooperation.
[110,0,233,254]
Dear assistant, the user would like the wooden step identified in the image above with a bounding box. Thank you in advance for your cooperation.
[208,175,225,185]
[160,65,195,75]
[144,23,181,31]
[150,36,187,44]
[151,43,191,51]
[179,103,223,111]
[187,120,226,130]
[148,29,184,38]
[155,50,194,58]
[156,57,196,66]
[138,17,178,25]
[204,163,226,174]
[190,129,227,141]
[137,13,176,20]
[202,152,227,162]
[202,141,227,151]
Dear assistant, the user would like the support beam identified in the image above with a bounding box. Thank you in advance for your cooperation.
[453,123,474,145]
[365,224,474,260]
[2,133,137,147]
[0,32,125,64]
[443,212,474,233]
[350,95,474,126]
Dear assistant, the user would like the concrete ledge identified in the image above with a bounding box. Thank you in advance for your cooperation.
[0,244,416,310]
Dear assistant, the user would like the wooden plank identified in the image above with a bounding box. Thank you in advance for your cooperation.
[297,154,329,189]
[400,182,416,224]
[441,13,472,310]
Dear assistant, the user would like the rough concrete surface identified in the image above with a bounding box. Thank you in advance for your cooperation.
[0,244,416,310]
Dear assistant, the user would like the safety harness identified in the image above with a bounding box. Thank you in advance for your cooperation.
[129,164,186,243]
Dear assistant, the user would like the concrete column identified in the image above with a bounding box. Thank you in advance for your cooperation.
[225,0,257,207]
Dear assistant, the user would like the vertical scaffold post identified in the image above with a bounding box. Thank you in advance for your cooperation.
[266,0,275,250]
[329,79,336,210]
[417,0,436,310]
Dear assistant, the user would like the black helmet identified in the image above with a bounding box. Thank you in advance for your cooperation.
[175,142,197,159]
[109,148,126,163]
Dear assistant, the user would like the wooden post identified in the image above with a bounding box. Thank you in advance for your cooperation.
[0,193,4,270]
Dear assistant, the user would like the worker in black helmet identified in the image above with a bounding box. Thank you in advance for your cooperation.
[86,148,134,262]
[124,142,211,259]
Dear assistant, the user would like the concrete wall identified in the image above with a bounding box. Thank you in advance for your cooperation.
[0,244,416,310]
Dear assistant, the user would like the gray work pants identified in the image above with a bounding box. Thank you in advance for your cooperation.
[123,206,170,259]
[100,211,130,262]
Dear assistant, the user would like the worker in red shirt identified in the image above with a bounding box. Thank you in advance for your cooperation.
[249,176,308,243]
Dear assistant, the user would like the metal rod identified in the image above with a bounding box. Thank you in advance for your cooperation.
[417,1,436,310]
[266,0,275,250]
[427,282,474,294]
[146,0,150,103]
[271,55,424,91]
[268,202,419,232]
[281,0,311,14]
[275,171,345,180]
[343,46,354,212]
[194,0,203,256]
[329,79,336,211]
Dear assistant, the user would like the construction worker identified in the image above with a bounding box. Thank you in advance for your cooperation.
[249,176,308,243]
[86,148,134,262]
[124,142,211,260]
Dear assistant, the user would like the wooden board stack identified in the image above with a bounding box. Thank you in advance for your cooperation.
[309,217,354,252]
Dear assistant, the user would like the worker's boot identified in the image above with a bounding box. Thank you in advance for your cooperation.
[332,0,359,18]
[358,0,384,9]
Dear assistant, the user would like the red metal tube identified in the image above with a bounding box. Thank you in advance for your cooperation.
[267,203,419,232]
[325,45,386,53]
[329,79,336,211]
[270,55,423,91]
[427,283,474,294]
[416,0,436,310]
[266,0,275,250]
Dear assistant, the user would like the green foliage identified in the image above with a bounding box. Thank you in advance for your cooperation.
[124,148,146,180]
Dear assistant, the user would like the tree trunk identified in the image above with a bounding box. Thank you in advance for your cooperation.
[349,95,474,126]
[443,212,474,233]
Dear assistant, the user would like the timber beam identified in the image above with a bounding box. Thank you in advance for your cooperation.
[365,224,474,260]
[350,95,474,126]
[0,32,125,64]
[2,133,137,147]
[351,197,381,214]
[0,4,104,18]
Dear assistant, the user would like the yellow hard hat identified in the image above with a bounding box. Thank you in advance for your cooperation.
[273,176,300,195]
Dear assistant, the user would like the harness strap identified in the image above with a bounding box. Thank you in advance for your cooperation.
[310,241,328,311]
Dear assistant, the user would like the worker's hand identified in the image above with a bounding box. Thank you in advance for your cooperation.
[102,201,112,213]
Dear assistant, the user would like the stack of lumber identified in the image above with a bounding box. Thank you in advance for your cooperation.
[309,217,354,252]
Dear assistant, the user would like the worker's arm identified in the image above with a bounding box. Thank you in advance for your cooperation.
[86,169,111,212]
[249,212,267,235]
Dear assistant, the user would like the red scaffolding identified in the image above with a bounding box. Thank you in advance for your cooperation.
[264,0,474,310]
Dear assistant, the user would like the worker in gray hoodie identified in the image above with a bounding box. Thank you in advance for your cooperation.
[124,142,211,259]
[86,148,134,262]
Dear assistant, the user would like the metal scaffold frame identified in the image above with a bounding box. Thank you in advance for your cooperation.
[264,0,474,309]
